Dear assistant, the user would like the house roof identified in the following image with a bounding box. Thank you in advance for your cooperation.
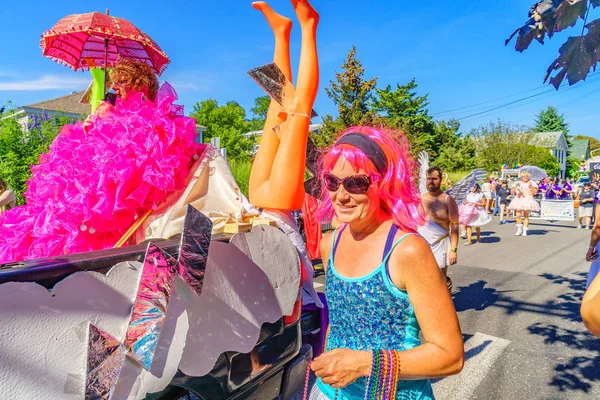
[570,139,590,160]
[532,131,567,149]
[25,91,89,115]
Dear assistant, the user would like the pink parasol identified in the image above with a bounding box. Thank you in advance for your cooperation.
[41,10,170,95]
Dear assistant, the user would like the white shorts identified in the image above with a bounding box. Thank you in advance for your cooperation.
[579,207,594,218]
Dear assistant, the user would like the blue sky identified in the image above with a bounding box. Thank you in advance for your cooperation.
[1,0,600,138]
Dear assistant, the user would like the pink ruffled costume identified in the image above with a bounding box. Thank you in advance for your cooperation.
[508,181,540,211]
[0,83,201,263]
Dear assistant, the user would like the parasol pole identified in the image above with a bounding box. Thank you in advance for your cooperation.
[103,38,109,99]
[103,8,109,100]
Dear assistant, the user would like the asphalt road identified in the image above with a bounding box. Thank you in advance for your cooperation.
[309,215,600,400]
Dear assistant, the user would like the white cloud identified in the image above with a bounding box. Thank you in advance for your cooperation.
[0,75,90,91]
[164,70,217,93]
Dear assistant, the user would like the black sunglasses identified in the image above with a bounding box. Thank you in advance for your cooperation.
[323,172,381,194]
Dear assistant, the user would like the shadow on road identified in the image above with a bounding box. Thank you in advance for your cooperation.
[452,280,515,312]
[453,273,600,394]
[479,236,500,244]
[528,272,600,394]
[526,229,553,236]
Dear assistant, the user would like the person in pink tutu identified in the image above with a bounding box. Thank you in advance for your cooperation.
[0,59,202,263]
[508,171,539,237]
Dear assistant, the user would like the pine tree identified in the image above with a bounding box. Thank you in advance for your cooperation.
[315,46,377,148]
[533,106,569,135]
[534,106,572,162]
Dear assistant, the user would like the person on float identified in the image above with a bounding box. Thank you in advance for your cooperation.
[460,183,491,246]
[0,177,16,216]
[0,59,201,263]
[507,171,539,237]
[307,126,463,399]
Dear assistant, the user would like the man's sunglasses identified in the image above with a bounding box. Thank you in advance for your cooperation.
[323,172,380,194]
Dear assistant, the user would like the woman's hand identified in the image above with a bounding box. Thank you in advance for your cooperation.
[311,348,371,389]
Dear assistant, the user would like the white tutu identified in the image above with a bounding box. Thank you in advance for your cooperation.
[468,207,492,227]
[508,196,540,211]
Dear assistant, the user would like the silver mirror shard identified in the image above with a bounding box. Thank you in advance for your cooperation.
[85,324,126,400]
[177,205,213,297]
[247,62,317,118]
[124,243,177,370]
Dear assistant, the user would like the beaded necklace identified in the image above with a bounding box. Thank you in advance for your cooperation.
[303,350,401,400]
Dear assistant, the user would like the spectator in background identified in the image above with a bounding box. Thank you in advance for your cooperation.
[492,178,502,216]
[536,179,546,200]
[560,179,573,200]
[482,179,492,214]
[578,182,595,230]
[546,178,562,200]
[496,180,512,224]
[0,178,16,216]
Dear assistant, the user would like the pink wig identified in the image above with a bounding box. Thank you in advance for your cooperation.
[317,126,424,233]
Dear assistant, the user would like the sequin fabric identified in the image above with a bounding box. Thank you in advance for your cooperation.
[317,230,434,400]
[325,264,413,352]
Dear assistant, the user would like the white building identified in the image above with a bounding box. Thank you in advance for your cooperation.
[532,131,568,178]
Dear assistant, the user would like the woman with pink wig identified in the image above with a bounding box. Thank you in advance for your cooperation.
[307,127,463,400]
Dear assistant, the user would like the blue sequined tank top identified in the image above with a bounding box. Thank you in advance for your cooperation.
[316,224,434,400]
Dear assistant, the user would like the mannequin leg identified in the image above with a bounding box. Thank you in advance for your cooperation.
[250,0,320,210]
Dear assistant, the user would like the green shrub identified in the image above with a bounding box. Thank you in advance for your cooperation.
[229,158,253,198]
[0,111,74,204]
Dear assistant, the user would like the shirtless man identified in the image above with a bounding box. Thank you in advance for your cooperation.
[418,166,459,288]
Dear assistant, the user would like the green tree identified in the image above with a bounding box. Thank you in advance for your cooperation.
[316,46,377,148]
[435,136,478,172]
[472,120,558,173]
[190,99,254,160]
[247,95,271,131]
[534,106,570,134]
[371,79,436,155]
[507,0,600,88]
[0,113,71,204]
[526,146,561,177]
[534,106,571,160]
[567,156,582,177]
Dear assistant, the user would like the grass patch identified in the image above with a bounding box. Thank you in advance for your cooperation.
[447,170,470,184]
[229,158,253,198]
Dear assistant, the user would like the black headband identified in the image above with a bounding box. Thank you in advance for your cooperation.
[334,132,388,174]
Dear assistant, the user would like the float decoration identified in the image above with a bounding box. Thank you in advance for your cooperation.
[84,207,211,399]
[176,206,213,297]
[247,62,318,119]
[86,324,127,399]
[0,204,301,399]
